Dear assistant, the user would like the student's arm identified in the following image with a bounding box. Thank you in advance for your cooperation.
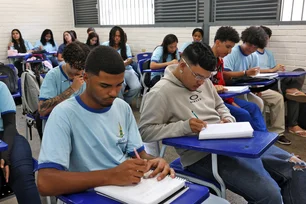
[38,73,84,116]
[150,46,178,70]
[223,68,259,79]
[124,44,133,66]
[57,45,65,62]
[38,159,148,196]
[260,64,285,73]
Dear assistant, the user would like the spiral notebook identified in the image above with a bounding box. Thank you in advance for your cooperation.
[94,171,186,204]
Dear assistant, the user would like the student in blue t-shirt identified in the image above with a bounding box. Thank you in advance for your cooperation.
[179,28,204,53]
[223,26,290,145]
[102,26,141,105]
[57,31,76,64]
[37,46,174,196]
[0,81,41,204]
[8,29,34,77]
[256,25,306,137]
[150,34,180,85]
[35,29,59,67]
[38,41,90,118]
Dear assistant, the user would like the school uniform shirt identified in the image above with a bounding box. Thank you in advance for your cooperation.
[38,96,144,172]
[0,81,16,131]
[255,49,276,70]
[34,41,58,53]
[223,45,259,71]
[39,65,86,101]
[211,58,234,104]
[179,42,192,53]
[150,46,180,79]
[101,41,133,70]
[57,43,66,54]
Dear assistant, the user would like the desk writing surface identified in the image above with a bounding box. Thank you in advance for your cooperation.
[143,68,165,73]
[0,140,8,152]
[57,182,209,204]
[277,71,306,77]
[0,75,8,79]
[162,131,278,158]
[219,90,250,99]
[235,79,276,86]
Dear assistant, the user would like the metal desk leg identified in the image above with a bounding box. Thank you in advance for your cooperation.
[159,144,167,158]
[277,78,282,93]
[211,153,226,198]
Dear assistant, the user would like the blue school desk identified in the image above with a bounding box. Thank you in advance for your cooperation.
[57,182,210,204]
[235,79,276,86]
[143,68,165,73]
[160,131,278,198]
[0,75,8,79]
[0,140,8,151]
[219,89,250,99]
[278,71,306,77]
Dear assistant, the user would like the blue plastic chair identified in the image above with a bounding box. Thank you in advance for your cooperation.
[5,64,21,98]
[136,52,152,62]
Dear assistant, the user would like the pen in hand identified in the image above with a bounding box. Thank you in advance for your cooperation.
[191,110,199,119]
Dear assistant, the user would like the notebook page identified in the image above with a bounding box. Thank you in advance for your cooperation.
[224,86,249,93]
[199,122,254,140]
[95,171,185,204]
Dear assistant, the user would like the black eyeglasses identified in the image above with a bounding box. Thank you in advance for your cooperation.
[181,58,210,81]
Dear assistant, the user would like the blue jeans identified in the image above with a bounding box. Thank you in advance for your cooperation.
[187,145,306,204]
[122,69,141,104]
[225,98,267,132]
[8,134,41,204]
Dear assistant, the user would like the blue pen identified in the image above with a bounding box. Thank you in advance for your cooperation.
[191,110,199,119]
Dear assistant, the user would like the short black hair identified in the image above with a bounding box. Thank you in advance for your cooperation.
[260,25,272,38]
[62,41,90,70]
[182,42,217,72]
[214,26,240,43]
[85,46,125,75]
[192,28,204,37]
[241,26,268,49]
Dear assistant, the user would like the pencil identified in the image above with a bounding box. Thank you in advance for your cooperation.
[134,148,141,159]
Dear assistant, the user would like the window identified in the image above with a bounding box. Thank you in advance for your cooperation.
[99,0,155,25]
[281,0,306,21]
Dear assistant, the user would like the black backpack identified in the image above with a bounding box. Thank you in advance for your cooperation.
[0,63,18,93]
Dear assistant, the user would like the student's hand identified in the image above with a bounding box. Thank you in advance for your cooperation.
[214,85,227,93]
[1,159,9,183]
[273,64,285,72]
[112,159,148,185]
[39,45,44,51]
[231,102,240,108]
[220,118,231,123]
[145,158,175,181]
[8,42,14,48]
[246,67,260,76]
[170,59,178,65]
[70,76,84,92]
[189,118,207,133]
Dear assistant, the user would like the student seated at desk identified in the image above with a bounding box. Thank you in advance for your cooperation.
[179,28,204,53]
[86,32,100,50]
[211,26,267,132]
[35,29,59,67]
[8,29,34,77]
[150,34,180,86]
[223,26,290,145]
[57,31,76,64]
[38,41,90,119]
[102,26,141,105]
[139,42,306,204]
[256,26,306,137]
[0,81,41,204]
[37,46,174,196]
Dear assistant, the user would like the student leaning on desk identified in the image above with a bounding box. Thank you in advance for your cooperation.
[139,42,306,204]
[37,46,174,196]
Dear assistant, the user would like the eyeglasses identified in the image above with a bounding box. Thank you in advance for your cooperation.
[181,58,210,81]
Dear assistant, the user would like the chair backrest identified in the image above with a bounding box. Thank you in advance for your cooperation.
[137,52,152,62]
[138,59,151,73]
[0,63,18,93]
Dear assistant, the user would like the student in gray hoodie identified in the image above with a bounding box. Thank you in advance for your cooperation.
[139,42,306,204]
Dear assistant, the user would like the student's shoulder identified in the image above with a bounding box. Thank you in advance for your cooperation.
[52,97,78,114]
[264,49,274,56]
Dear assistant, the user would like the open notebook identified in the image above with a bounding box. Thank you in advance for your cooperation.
[94,171,186,204]
[224,86,249,93]
[250,73,278,79]
[199,122,254,140]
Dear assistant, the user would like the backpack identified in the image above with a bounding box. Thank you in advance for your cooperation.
[0,63,18,93]
[21,70,44,140]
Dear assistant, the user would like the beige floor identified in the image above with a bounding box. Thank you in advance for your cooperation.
[3,100,306,204]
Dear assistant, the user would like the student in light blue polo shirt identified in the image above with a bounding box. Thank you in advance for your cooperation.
[35,29,58,67]
[102,26,141,105]
[256,25,306,137]
[8,29,34,77]
[38,41,90,118]
[150,34,180,86]
[37,45,174,196]
[179,28,204,53]
[0,81,41,203]
[223,26,290,145]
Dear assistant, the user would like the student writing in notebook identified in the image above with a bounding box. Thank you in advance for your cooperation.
[139,42,306,204]
[37,46,174,196]
[223,26,290,145]
[256,25,306,137]
[210,26,267,132]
